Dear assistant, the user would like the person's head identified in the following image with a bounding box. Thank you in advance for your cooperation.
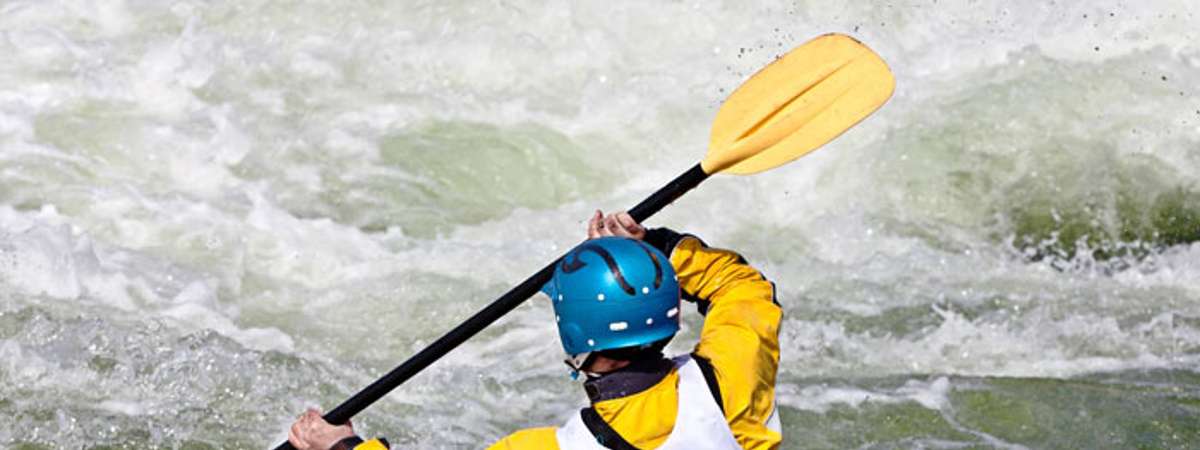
[543,236,681,377]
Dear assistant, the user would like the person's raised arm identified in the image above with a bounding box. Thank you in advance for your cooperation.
[643,227,783,450]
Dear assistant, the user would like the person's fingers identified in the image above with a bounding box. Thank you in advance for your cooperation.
[289,422,303,449]
[616,212,643,233]
[295,409,320,436]
[604,216,628,237]
[596,213,614,237]
[587,210,603,239]
[288,429,299,449]
[616,212,646,239]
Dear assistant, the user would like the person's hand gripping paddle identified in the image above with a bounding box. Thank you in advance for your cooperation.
[273,33,895,450]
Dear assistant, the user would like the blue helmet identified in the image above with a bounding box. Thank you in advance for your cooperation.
[543,237,681,359]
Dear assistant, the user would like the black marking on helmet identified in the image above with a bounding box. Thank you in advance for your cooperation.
[633,241,664,289]
[561,243,636,295]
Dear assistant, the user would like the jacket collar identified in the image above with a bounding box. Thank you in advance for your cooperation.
[582,357,674,402]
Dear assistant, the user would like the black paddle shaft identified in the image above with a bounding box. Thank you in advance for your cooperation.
[273,163,708,450]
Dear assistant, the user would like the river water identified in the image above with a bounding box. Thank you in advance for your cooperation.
[1,1,1198,448]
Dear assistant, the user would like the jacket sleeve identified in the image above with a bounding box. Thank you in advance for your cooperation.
[486,427,560,450]
[654,230,783,450]
[318,436,386,450]
[350,438,390,450]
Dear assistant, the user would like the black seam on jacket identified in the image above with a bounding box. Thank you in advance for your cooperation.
[580,407,639,450]
[690,352,725,414]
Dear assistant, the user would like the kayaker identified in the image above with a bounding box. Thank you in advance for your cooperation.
[288,211,782,449]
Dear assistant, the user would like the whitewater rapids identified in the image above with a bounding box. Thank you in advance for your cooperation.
[1,1,1198,448]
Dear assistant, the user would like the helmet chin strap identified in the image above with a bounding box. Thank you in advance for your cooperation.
[564,352,599,380]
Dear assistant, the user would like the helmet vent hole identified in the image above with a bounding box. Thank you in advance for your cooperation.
[609,321,628,331]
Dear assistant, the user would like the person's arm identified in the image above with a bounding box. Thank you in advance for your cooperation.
[645,228,783,450]
[486,427,560,449]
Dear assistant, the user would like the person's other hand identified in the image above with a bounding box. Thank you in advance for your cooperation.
[587,210,646,240]
[288,408,355,450]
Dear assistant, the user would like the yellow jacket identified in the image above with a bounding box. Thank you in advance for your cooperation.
[488,235,783,449]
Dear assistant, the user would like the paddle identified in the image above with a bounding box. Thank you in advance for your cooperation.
[274,33,893,450]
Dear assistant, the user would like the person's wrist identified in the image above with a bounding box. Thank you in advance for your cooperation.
[643,227,685,255]
[328,435,364,450]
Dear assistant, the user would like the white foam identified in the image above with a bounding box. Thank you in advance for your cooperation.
[781,302,1198,379]
[778,376,952,413]
[0,205,292,352]
[96,399,145,416]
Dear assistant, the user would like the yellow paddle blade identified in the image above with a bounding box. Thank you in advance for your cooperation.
[702,33,895,175]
